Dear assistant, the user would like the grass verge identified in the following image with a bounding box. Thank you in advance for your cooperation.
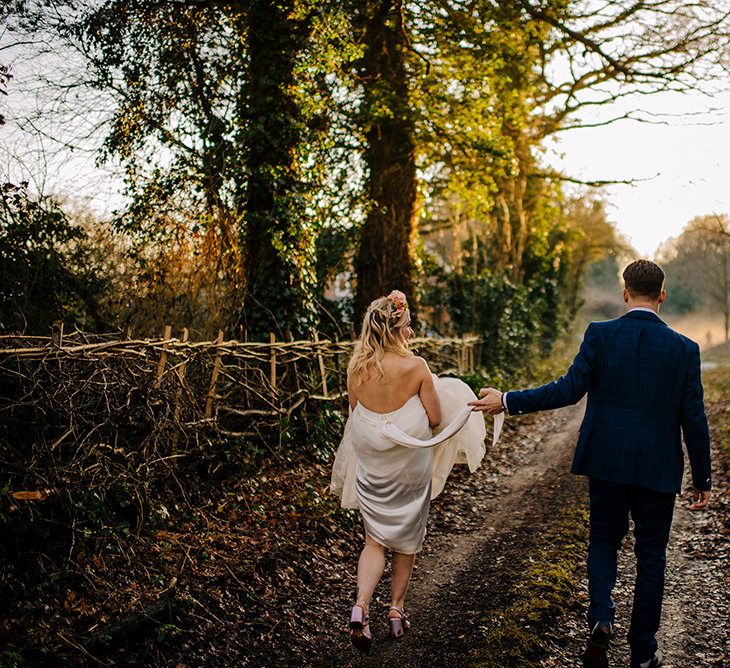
[703,362,730,461]
[469,497,588,667]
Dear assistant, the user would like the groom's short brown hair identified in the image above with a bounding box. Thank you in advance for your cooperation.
[623,260,665,300]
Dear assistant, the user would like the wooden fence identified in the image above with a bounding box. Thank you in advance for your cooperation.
[0,328,480,442]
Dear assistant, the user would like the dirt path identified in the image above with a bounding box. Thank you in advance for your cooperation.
[548,486,730,668]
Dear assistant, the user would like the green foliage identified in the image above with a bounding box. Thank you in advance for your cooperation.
[421,191,585,375]
[0,651,26,668]
[308,405,347,462]
[429,269,543,372]
[660,215,730,334]
[155,623,183,643]
[7,0,729,342]
[62,0,361,339]
[585,256,621,290]
[0,183,111,333]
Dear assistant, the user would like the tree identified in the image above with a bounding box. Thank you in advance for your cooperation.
[352,0,419,325]
[238,0,319,339]
[0,182,111,332]
[5,0,730,343]
[415,0,730,282]
[560,195,629,315]
[663,214,730,341]
[59,0,247,330]
[6,0,351,338]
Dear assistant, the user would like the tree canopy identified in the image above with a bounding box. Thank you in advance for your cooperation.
[2,0,729,345]
[660,214,730,340]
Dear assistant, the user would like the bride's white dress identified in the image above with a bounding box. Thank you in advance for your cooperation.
[330,375,502,554]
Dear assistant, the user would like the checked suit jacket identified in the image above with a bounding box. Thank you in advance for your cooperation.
[505,309,712,495]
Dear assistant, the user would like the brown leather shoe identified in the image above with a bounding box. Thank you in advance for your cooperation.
[582,622,612,668]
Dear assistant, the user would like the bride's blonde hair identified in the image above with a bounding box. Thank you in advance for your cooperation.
[348,291,412,384]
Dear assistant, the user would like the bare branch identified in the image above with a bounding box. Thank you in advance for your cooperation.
[528,171,659,187]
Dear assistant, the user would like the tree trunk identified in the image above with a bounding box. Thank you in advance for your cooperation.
[353,0,418,328]
[239,0,316,340]
[509,135,530,282]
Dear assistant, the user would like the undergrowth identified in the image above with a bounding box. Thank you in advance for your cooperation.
[0,324,588,665]
[703,364,730,459]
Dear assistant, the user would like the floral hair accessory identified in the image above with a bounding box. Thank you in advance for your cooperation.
[386,290,408,322]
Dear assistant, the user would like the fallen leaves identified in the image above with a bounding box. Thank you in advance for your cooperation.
[10,489,53,501]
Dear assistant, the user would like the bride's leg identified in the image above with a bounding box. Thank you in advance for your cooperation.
[389,551,416,613]
[356,533,386,610]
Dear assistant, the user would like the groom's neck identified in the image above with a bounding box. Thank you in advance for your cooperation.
[623,287,664,313]
[625,298,660,313]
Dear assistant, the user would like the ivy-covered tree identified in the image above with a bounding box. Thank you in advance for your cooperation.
[238,0,318,339]
[352,0,419,325]
[15,0,345,339]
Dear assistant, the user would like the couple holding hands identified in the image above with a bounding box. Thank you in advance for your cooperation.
[331,260,712,668]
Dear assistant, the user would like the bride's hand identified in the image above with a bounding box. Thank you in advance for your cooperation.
[468,387,504,415]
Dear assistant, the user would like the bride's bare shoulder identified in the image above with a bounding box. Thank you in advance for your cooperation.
[412,355,432,370]
[385,353,430,375]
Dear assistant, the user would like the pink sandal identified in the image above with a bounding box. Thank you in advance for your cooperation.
[350,603,372,653]
[388,606,411,638]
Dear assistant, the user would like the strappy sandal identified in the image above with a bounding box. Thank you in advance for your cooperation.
[350,603,372,653]
[387,605,411,638]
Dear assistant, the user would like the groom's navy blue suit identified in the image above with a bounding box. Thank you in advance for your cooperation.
[504,309,712,665]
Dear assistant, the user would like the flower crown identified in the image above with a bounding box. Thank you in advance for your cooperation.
[386,290,409,323]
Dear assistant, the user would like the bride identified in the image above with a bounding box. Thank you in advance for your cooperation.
[330,290,490,653]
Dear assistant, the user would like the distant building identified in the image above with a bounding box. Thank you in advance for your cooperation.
[324,272,353,301]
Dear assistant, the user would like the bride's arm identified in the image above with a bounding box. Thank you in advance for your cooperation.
[416,358,442,428]
[346,372,358,411]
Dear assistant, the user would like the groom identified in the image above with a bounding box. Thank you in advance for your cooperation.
[469,260,712,668]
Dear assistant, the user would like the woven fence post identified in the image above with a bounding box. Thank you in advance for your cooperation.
[51,321,64,348]
[171,327,189,455]
[205,329,225,419]
[241,327,249,406]
[314,331,328,398]
[155,325,173,388]
[333,334,343,395]
[269,332,277,399]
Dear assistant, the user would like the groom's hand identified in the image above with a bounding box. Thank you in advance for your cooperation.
[468,388,504,415]
[689,488,712,511]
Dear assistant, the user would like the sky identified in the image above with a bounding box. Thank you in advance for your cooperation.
[545,88,730,256]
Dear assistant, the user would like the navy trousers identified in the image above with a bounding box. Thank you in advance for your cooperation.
[587,478,676,664]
